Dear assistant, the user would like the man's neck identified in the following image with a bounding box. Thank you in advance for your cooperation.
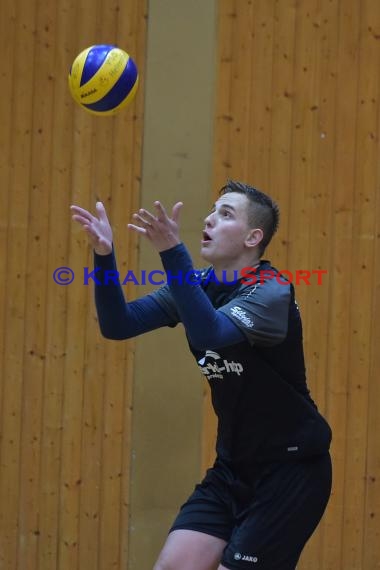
[212,258,261,282]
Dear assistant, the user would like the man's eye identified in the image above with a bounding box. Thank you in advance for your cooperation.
[222,210,231,217]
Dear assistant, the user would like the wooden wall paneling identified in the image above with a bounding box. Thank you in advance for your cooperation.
[0,1,15,560]
[363,120,380,568]
[286,0,319,319]
[58,180,88,570]
[99,340,126,570]
[341,0,380,566]
[79,261,105,570]
[0,0,16,426]
[284,12,321,557]
[85,3,136,568]
[246,0,275,191]
[37,0,75,565]
[212,0,235,193]
[322,1,360,567]
[0,0,37,566]
[76,4,116,569]
[17,0,58,567]
[90,5,125,570]
[289,5,322,566]
[267,0,296,270]
[0,0,146,568]
[58,11,95,567]
[114,2,147,567]
[303,0,339,448]
[228,0,254,184]
[80,282,106,570]
[298,1,340,567]
[212,1,380,568]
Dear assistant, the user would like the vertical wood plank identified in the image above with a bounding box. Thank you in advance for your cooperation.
[298,0,340,566]
[76,1,115,566]
[363,103,380,568]
[267,0,297,269]
[109,2,147,568]
[0,0,16,417]
[116,1,147,566]
[286,0,320,317]
[303,0,339,436]
[227,0,254,183]
[0,0,37,566]
[90,3,123,569]
[212,0,235,192]
[286,4,322,564]
[321,1,360,567]
[246,0,275,190]
[17,0,58,566]
[341,0,380,565]
[58,1,102,565]
[0,2,16,560]
[37,1,75,567]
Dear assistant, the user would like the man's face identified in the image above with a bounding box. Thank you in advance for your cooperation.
[201,192,254,265]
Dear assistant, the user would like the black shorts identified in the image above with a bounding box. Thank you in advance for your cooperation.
[170,453,332,570]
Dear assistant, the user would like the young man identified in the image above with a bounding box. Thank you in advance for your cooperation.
[71,180,332,570]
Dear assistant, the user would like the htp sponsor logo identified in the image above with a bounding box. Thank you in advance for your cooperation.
[197,350,244,381]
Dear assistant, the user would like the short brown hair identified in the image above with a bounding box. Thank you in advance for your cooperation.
[219,180,280,255]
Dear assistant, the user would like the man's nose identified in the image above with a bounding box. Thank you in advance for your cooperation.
[204,211,215,226]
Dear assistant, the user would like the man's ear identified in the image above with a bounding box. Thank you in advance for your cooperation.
[245,228,263,249]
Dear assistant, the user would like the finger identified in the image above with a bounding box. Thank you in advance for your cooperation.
[96,201,109,223]
[127,223,148,235]
[70,205,96,223]
[72,214,94,227]
[133,212,154,227]
[138,208,157,223]
[172,202,183,223]
[153,201,168,221]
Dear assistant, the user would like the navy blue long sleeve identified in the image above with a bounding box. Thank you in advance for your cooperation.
[159,243,244,350]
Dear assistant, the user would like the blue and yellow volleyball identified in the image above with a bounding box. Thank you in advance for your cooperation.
[68,44,139,116]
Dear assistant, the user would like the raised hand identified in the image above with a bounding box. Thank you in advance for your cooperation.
[128,201,183,252]
[71,202,113,255]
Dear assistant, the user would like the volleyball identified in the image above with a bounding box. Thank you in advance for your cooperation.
[68,44,139,116]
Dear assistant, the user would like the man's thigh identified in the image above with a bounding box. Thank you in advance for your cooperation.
[220,454,332,570]
[153,529,227,570]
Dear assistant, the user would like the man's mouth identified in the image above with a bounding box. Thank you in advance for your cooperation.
[202,230,212,243]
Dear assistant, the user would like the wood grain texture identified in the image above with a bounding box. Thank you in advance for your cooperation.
[0,1,146,569]
[209,1,380,568]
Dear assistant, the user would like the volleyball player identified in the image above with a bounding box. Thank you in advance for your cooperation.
[71,180,332,570]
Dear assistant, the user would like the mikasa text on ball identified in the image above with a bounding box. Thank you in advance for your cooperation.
[68,44,139,116]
